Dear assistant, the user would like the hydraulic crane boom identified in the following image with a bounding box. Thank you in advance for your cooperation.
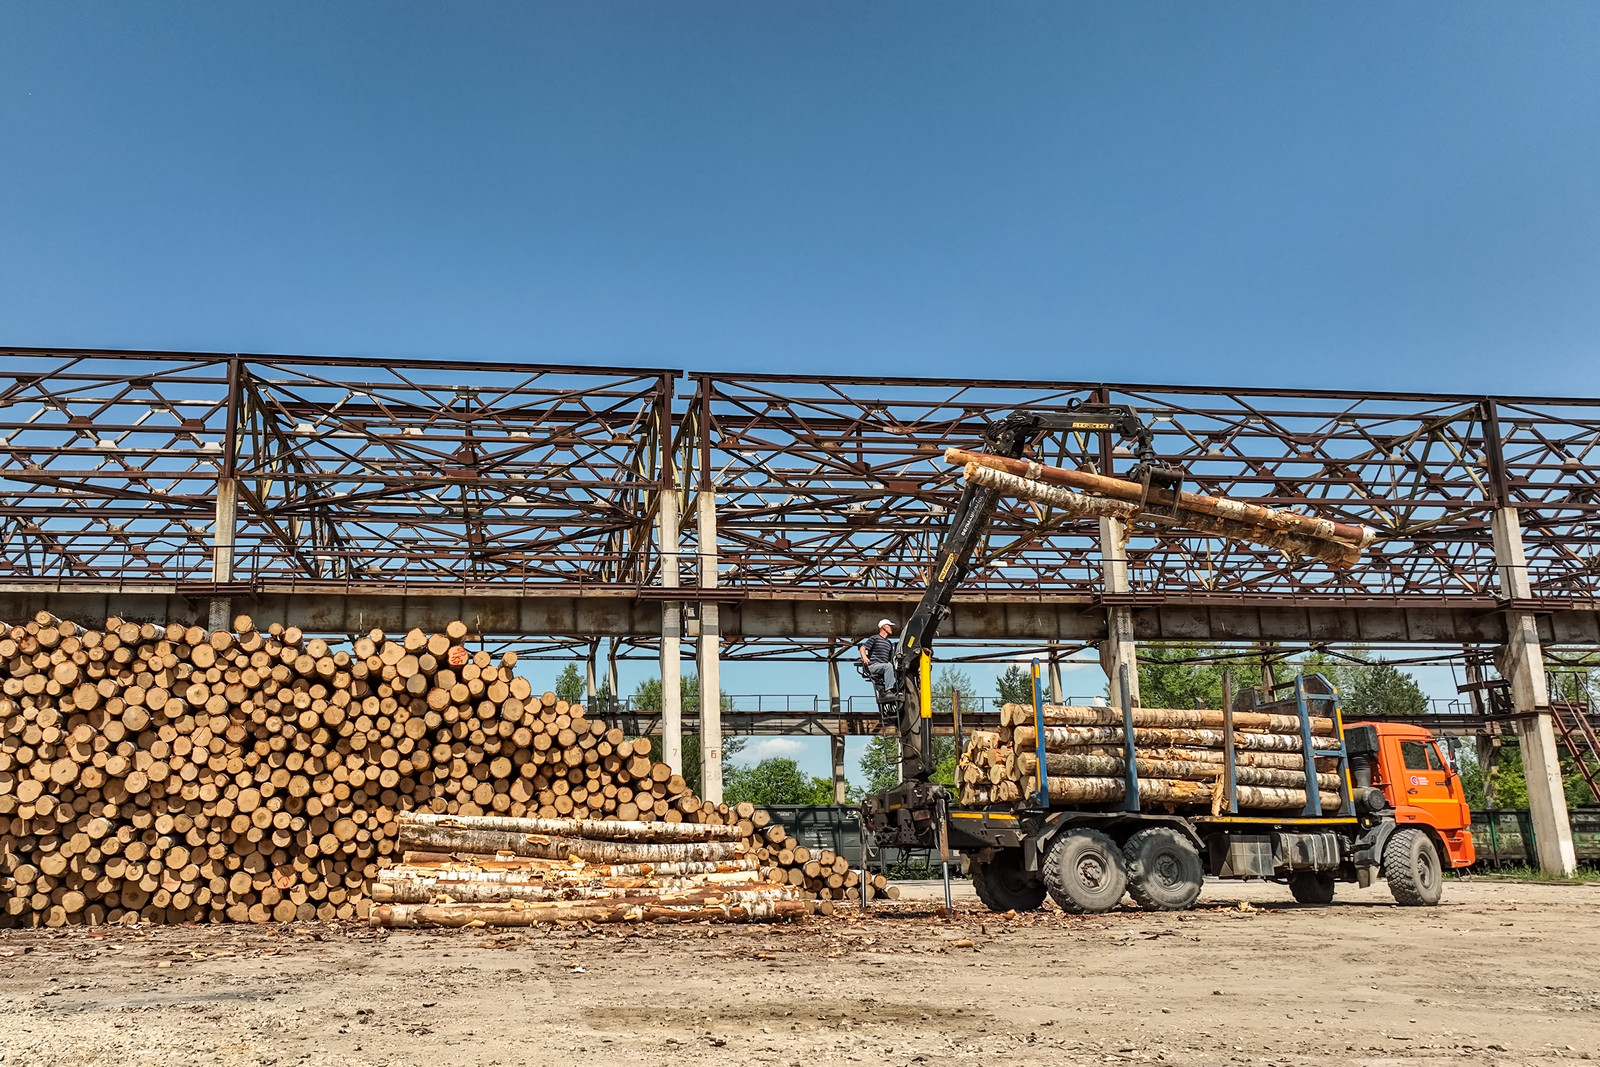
[860,403,1178,848]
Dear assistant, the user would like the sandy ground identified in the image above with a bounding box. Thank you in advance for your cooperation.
[0,877,1596,1067]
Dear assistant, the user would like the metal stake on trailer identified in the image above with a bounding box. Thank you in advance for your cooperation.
[1032,658,1049,809]
[1119,663,1139,812]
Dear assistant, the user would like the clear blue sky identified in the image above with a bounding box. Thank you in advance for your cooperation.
[3,3,1597,782]
[2,2,1597,391]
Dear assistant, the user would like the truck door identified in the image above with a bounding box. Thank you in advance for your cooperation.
[1391,737,1459,828]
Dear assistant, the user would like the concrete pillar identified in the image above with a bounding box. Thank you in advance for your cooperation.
[831,734,848,805]
[697,489,723,802]
[1097,515,1141,706]
[828,653,846,803]
[659,486,683,774]
[605,638,619,698]
[209,476,238,632]
[1048,647,1064,705]
[1491,506,1576,874]
[585,640,598,701]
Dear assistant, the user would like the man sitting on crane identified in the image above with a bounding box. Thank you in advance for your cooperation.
[859,619,897,700]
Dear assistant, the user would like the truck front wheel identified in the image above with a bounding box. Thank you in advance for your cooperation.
[1122,828,1203,911]
[970,851,1046,913]
[1043,828,1128,913]
[1385,827,1444,906]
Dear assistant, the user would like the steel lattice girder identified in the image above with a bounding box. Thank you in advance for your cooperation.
[683,373,1600,602]
[4,349,1600,618]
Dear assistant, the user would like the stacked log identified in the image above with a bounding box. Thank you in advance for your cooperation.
[957,701,1345,814]
[946,448,1374,569]
[0,612,855,928]
[372,813,812,926]
[745,819,895,904]
[956,730,1022,805]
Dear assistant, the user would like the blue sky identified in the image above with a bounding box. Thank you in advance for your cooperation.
[3,4,1596,782]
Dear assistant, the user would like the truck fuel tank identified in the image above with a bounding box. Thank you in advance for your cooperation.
[1209,830,1343,877]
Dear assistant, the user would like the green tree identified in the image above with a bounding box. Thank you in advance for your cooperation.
[554,663,584,704]
[1339,661,1428,718]
[1138,646,1226,710]
[997,664,1035,706]
[724,758,835,807]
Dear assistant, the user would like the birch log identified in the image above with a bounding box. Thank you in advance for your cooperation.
[1014,725,1327,751]
[1016,752,1342,790]
[947,448,1375,548]
[395,825,749,864]
[960,462,1362,569]
[398,813,741,841]
[1023,775,1342,810]
[372,894,814,927]
[999,702,1335,735]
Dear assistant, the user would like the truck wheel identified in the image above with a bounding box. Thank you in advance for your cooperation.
[1043,828,1128,913]
[1122,828,1203,911]
[970,851,1046,913]
[1288,871,1336,904]
[1385,827,1443,906]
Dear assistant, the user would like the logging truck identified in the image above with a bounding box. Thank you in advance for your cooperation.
[858,406,1476,912]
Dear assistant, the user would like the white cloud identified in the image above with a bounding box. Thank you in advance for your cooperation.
[738,737,808,763]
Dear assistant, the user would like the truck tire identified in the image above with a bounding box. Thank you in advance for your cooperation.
[1288,871,1336,904]
[970,851,1046,913]
[1122,828,1203,911]
[1042,828,1127,913]
[1385,827,1443,906]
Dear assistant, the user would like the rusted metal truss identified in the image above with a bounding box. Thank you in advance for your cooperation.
[685,373,1600,601]
[0,350,673,588]
[3,349,1599,613]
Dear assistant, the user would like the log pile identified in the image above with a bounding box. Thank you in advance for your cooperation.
[957,702,1344,814]
[0,612,877,928]
[374,812,812,926]
[747,820,896,905]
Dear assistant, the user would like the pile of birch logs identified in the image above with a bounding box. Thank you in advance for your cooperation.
[957,703,1344,814]
[947,448,1376,569]
[374,812,812,927]
[0,612,871,928]
[751,821,896,904]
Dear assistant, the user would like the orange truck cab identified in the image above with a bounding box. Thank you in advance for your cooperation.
[1344,721,1476,879]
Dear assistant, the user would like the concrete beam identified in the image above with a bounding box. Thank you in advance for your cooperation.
[5,583,1600,649]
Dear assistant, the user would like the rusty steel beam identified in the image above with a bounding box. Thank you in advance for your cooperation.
[5,348,1600,634]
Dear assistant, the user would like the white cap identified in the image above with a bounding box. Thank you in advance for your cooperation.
[877,619,894,629]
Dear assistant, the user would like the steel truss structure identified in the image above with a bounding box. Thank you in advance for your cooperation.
[2,348,1600,658]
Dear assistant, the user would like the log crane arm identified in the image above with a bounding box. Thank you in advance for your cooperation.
[858,402,1178,848]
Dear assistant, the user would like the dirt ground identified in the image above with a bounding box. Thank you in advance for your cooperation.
[0,877,1595,1067]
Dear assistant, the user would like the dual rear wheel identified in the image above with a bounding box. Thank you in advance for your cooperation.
[1039,827,1204,913]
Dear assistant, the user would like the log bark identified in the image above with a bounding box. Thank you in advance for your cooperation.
[1014,725,1327,752]
[397,824,748,864]
[1000,702,1334,735]
[1023,775,1341,810]
[396,854,758,878]
[958,462,1362,568]
[1017,751,1342,790]
[371,873,776,903]
[947,448,1375,548]
[398,812,744,841]
[371,892,812,927]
